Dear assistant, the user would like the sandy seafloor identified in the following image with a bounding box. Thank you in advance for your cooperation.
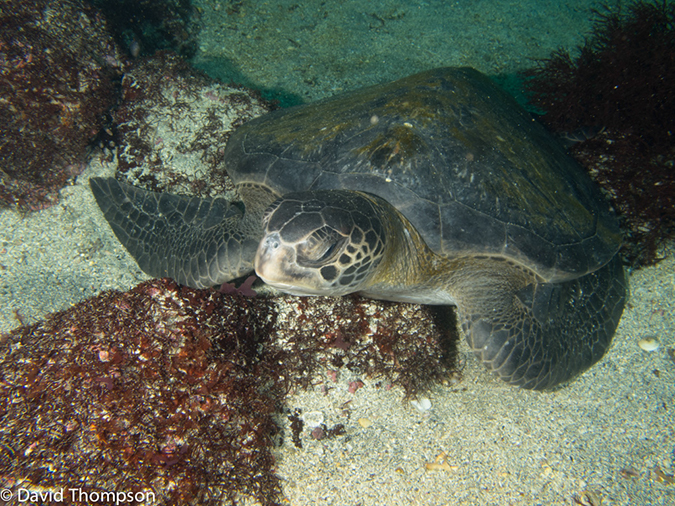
[2,0,675,504]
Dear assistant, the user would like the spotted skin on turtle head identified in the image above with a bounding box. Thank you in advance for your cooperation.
[255,190,387,296]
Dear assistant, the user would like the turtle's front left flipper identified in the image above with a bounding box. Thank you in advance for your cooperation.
[456,255,626,390]
[90,177,259,288]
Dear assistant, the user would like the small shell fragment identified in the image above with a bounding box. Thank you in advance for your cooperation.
[573,490,601,506]
[425,451,458,472]
[653,465,675,484]
[302,411,325,429]
[619,466,640,479]
[411,397,432,412]
[638,336,660,351]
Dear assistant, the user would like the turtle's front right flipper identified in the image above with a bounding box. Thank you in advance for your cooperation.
[90,177,259,289]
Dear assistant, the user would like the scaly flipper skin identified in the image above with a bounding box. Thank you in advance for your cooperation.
[458,254,626,389]
[90,177,259,288]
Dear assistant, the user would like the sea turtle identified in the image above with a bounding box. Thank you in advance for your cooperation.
[90,67,627,389]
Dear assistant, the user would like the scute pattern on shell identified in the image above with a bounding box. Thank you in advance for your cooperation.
[224,67,621,280]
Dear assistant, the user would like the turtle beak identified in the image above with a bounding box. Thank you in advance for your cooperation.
[255,232,285,279]
[255,232,328,295]
[255,232,303,289]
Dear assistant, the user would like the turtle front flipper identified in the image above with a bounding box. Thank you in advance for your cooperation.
[90,177,260,289]
[458,255,627,390]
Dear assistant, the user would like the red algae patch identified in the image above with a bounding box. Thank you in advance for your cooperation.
[0,0,122,211]
[0,279,283,506]
[0,280,458,504]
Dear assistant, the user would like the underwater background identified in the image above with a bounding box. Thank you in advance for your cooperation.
[1,0,674,504]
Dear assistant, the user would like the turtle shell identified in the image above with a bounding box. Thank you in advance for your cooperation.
[223,67,621,281]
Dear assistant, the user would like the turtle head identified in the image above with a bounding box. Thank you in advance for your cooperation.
[254,190,386,296]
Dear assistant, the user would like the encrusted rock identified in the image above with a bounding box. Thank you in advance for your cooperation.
[0,0,123,210]
[112,52,272,198]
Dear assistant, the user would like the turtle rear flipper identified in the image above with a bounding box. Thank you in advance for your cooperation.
[459,255,626,389]
[90,177,259,288]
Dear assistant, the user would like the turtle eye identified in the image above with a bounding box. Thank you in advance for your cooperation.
[315,240,340,261]
[297,227,347,267]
